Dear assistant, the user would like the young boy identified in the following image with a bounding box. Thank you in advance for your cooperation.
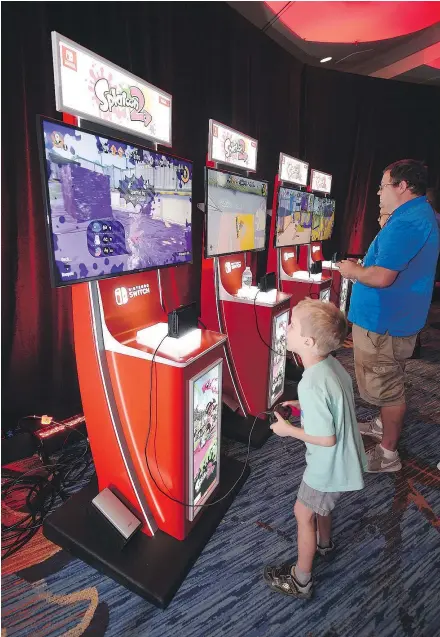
[264,298,367,600]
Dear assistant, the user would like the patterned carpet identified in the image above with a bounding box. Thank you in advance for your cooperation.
[2,305,440,637]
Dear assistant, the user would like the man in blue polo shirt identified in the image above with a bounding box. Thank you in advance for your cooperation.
[338,160,439,473]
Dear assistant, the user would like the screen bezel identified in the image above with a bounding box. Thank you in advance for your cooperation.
[37,115,194,288]
[310,168,333,195]
[204,165,268,259]
[274,185,314,249]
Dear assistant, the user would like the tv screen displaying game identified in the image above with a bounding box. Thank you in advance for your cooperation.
[275,187,314,247]
[39,117,193,287]
[311,196,335,241]
[205,168,268,257]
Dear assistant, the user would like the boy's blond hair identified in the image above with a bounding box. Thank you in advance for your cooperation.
[295,298,348,355]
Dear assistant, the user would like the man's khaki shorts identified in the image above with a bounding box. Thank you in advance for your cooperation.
[352,324,418,407]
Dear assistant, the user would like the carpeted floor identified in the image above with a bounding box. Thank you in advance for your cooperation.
[2,305,440,637]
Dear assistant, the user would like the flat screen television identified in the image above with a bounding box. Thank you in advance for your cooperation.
[275,186,314,247]
[205,167,268,258]
[311,196,335,241]
[38,116,193,287]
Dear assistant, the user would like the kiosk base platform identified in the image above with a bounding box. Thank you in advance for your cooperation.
[43,455,250,609]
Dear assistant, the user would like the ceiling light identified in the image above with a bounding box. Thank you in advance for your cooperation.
[320,57,332,63]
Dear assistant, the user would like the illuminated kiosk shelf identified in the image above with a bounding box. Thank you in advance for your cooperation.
[291,271,329,283]
[43,455,250,609]
[136,323,202,359]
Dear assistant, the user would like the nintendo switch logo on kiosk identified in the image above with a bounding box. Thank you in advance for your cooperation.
[52,31,172,146]
[224,261,242,274]
[114,284,150,305]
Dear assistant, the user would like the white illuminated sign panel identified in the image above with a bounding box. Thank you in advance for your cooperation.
[208,119,258,172]
[279,153,309,187]
[310,169,332,195]
[52,32,172,146]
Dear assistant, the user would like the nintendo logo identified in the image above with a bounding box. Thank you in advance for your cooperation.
[284,252,295,261]
[159,96,171,107]
[61,45,77,72]
[115,287,129,305]
[115,284,150,305]
[224,261,242,274]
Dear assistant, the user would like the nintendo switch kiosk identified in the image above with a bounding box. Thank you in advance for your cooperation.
[41,36,250,608]
[267,167,332,306]
[44,269,250,607]
[201,125,292,447]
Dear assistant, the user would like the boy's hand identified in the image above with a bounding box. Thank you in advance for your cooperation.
[270,412,296,437]
[281,400,300,409]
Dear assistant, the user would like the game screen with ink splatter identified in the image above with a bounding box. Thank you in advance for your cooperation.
[205,168,268,257]
[311,196,335,241]
[275,187,314,247]
[39,118,192,287]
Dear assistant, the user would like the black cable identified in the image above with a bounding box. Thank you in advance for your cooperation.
[198,318,208,330]
[307,281,320,300]
[144,334,269,511]
[253,290,290,356]
[2,431,92,560]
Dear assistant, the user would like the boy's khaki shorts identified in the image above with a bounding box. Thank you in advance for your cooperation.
[352,324,417,407]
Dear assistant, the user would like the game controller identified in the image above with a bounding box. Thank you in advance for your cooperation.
[268,404,297,424]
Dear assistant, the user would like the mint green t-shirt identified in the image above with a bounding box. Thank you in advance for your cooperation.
[298,356,367,493]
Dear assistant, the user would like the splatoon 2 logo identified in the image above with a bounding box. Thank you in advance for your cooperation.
[224,137,248,162]
[94,78,153,127]
[114,284,150,305]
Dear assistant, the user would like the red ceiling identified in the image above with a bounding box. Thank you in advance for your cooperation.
[264,1,440,43]
[427,56,440,69]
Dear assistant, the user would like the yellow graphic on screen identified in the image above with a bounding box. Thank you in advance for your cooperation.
[235,214,255,250]
[311,216,323,241]
[322,214,334,241]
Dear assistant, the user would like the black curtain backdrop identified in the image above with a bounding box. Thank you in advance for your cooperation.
[2,2,440,427]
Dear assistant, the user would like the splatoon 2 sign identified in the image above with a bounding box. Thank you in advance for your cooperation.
[279,153,309,187]
[310,169,332,195]
[208,119,258,172]
[51,32,172,146]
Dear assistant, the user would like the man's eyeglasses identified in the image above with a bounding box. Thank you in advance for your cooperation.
[378,182,396,192]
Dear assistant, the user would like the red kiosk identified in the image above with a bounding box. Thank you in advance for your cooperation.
[200,121,292,447]
[41,33,250,608]
[267,155,333,306]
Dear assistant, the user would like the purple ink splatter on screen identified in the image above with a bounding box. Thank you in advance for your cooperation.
[42,119,193,285]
